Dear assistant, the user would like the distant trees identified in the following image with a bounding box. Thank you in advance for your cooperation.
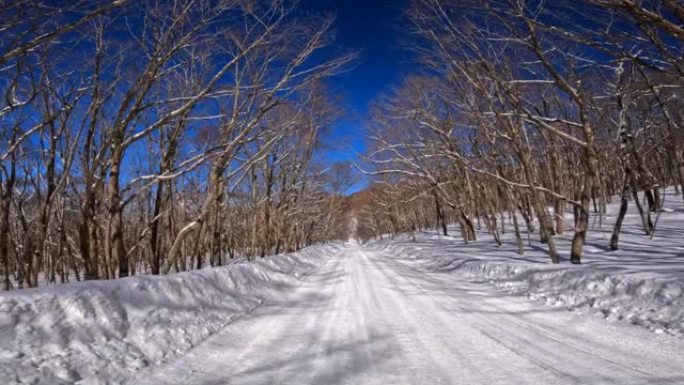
[0,0,355,290]
[359,0,683,263]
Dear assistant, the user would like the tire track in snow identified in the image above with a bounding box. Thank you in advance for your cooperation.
[129,243,684,385]
[374,249,684,384]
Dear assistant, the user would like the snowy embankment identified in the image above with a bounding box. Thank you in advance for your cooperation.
[368,190,684,337]
[0,244,342,385]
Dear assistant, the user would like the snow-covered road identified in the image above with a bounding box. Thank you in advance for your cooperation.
[131,243,684,385]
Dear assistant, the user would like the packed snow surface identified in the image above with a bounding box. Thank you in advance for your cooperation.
[129,243,684,385]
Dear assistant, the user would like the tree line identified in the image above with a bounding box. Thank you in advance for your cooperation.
[0,0,356,290]
[357,0,683,263]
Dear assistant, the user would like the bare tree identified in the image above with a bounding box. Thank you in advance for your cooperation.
[359,0,682,264]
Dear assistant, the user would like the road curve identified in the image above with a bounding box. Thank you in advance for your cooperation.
[130,243,684,385]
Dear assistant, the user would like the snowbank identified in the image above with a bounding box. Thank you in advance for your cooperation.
[463,261,684,336]
[0,244,342,385]
[368,190,684,338]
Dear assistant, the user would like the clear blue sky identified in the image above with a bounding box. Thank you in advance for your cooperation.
[300,0,412,194]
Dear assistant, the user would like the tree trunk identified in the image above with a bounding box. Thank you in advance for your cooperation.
[632,190,651,235]
[570,144,598,265]
[108,149,128,278]
[164,165,223,273]
[0,157,15,290]
[512,209,524,255]
[610,186,629,251]
[149,182,164,275]
[433,190,447,236]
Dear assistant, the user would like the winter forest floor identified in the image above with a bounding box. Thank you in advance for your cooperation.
[372,189,684,337]
[2,191,684,384]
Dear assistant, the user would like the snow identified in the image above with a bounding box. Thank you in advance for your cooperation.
[368,189,684,337]
[3,191,684,385]
[0,244,342,385]
[128,242,684,385]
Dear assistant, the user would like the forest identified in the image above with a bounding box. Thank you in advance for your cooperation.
[1,0,683,290]
[0,0,356,289]
[356,0,684,264]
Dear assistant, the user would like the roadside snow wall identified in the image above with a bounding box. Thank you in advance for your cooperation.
[371,239,684,338]
[0,244,342,385]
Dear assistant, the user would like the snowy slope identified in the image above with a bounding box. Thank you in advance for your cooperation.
[368,190,684,337]
[0,244,342,385]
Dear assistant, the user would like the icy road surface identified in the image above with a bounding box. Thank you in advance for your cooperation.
[131,243,684,385]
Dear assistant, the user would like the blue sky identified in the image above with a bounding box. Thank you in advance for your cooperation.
[300,0,412,194]
[52,0,412,195]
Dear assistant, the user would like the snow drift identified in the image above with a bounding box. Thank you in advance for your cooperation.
[462,260,684,335]
[372,239,684,337]
[0,244,342,385]
[368,190,684,338]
